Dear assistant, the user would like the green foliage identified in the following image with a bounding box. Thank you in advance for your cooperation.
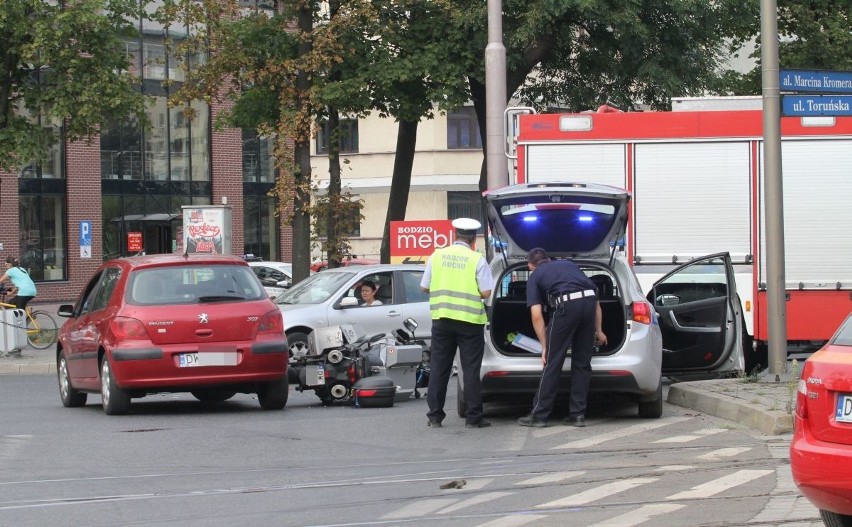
[0,0,147,171]
[719,0,852,95]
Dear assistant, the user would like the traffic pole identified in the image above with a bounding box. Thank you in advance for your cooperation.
[760,0,788,380]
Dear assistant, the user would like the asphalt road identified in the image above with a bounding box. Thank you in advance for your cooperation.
[1,377,793,527]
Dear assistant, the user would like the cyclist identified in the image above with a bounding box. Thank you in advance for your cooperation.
[0,256,37,310]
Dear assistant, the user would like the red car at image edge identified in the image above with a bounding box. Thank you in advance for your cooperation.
[790,312,852,526]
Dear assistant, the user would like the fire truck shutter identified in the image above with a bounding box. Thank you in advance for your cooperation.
[634,142,752,264]
[526,144,626,187]
[763,139,852,288]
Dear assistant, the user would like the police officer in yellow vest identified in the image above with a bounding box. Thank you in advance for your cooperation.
[420,218,494,428]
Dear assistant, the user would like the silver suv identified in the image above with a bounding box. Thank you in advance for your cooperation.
[274,264,431,358]
[457,182,744,419]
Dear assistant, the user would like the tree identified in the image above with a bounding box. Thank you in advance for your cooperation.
[720,0,852,94]
[0,0,147,172]
[447,0,756,193]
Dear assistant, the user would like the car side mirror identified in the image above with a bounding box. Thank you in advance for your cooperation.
[339,297,359,308]
[58,304,75,318]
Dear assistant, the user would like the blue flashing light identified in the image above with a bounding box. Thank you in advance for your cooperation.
[522,215,538,222]
[578,215,594,222]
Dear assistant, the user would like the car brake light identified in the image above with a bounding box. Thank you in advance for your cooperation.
[258,310,284,335]
[796,378,808,420]
[110,317,148,340]
[632,301,652,325]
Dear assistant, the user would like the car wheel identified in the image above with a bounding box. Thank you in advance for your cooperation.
[821,510,852,527]
[258,376,289,410]
[456,376,467,418]
[57,353,87,408]
[287,332,310,361]
[191,389,237,403]
[101,357,131,415]
[638,378,663,419]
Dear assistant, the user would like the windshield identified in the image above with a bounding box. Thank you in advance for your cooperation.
[275,271,353,305]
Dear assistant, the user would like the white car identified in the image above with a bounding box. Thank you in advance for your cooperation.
[249,261,295,299]
[273,264,432,358]
[459,182,745,419]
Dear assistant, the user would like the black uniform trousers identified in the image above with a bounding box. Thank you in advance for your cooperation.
[426,318,485,425]
[530,295,597,422]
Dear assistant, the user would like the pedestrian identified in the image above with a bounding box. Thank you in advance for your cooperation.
[0,256,37,358]
[420,218,494,429]
[359,280,383,306]
[0,256,37,311]
[517,247,607,428]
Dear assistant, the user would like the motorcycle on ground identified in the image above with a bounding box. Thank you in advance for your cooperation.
[289,318,430,407]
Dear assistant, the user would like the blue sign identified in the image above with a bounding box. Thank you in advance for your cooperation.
[782,95,852,117]
[80,221,92,259]
[780,69,852,94]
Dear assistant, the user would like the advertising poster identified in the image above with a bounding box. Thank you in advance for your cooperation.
[389,220,454,264]
[182,206,232,254]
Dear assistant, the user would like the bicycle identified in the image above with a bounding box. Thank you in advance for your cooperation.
[0,289,58,350]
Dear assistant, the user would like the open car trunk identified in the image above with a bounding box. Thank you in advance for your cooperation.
[489,261,627,358]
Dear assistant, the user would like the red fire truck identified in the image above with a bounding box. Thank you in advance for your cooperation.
[507,103,852,366]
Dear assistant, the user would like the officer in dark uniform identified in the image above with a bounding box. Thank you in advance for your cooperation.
[518,247,607,428]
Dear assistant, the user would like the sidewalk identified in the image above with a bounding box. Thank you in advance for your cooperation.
[0,302,66,376]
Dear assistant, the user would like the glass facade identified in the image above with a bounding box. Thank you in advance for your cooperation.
[243,130,279,260]
[316,120,359,154]
[100,2,212,260]
[19,130,66,282]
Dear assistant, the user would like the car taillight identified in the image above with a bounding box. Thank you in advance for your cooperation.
[631,301,653,325]
[110,317,148,340]
[258,310,284,335]
[796,378,809,420]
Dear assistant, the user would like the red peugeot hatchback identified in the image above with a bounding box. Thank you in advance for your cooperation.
[56,254,289,415]
[791,312,852,526]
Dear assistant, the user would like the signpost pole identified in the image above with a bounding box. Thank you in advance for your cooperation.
[761,0,788,380]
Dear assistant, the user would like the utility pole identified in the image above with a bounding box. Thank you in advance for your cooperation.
[760,0,788,379]
[485,0,508,191]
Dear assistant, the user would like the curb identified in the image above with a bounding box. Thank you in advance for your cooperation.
[0,362,55,375]
[667,382,793,435]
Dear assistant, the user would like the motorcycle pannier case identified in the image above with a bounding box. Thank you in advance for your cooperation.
[353,376,396,408]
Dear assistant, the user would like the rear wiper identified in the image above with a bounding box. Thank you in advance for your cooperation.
[198,295,246,303]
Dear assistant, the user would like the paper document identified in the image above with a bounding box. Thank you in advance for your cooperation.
[510,333,542,354]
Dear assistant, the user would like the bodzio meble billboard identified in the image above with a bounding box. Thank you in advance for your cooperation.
[389,220,454,264]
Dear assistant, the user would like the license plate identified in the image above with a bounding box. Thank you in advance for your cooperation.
[836,394,852,423]
[307,363,325,386]
[178,351,238,368]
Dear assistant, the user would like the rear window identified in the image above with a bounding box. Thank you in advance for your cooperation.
[126,265,266,305]
[831,315,852,346]
[498,201,617,253]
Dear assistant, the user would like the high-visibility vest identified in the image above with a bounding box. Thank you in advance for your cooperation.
[428,244,486,324]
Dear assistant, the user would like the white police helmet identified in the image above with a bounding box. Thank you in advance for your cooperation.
[452,218,481,236]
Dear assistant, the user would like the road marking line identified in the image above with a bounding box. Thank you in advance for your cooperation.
[454,478,493,491]
[655,465,695,472]
[380,498,456,519]
[552,416,691,449]
[476,515,548,527]
[536,477,658,508]
[696,447,752,461]
[517,471,585,485]
[652,428,726,443]
[666,469,774,500]
[588,503,686,527]
[438,492,513,514]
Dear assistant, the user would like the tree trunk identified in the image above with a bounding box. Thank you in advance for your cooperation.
[326,107,343,268]
[379,119,418,263]
[290,3,314,283]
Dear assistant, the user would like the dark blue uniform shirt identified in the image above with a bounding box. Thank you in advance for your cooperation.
[526,260,595,308]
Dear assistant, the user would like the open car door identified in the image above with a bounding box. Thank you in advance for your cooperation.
[648,252,745,378]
